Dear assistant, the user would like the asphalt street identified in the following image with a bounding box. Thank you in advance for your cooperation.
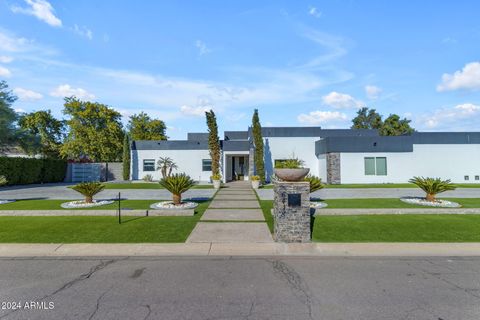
[0,256,479,319]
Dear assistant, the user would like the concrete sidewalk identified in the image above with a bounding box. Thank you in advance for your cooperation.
[1,242,480,257]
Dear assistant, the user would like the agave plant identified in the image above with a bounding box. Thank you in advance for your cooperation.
[408,176,456,202]
[304,175,324,193]
[0,176,6,186]
[72,182,105,203]
[159,173,196,205]
[157,157,178,179]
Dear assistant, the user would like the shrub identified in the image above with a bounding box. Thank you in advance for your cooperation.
[142,174,153,182]
[0,157,67,185]
[159,173,196,205]
[250,175,260,181]
[275,157,305,169]
[0,175,6,186]
[211,173,222,181]
[408,176,456,202]
[72,182,105,203]
[305,175,324,193]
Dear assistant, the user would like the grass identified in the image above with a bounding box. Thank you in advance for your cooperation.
[261,183,480,189]
[312,214,480,242]
[0,199,161,210]
[0,201,210,243]
[320,198,480,208]
[102,183,213,189]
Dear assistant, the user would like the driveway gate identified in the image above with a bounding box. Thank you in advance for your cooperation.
[71,163,102,182]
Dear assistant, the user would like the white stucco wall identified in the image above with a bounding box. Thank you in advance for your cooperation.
[263,137,319,181]
[317,154,327,182]
[340,144,480,184]
[132,149,212,182]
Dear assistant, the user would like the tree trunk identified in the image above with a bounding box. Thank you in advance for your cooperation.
[172,194,181,205]
[426,193,436,202]
[85,196,93,203]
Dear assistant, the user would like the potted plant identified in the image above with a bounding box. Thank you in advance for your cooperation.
[72,181,105,204]
[251,175,260,189]
[159,173,196,205]
[274,156,310,182]
[409,176,456,202]
[211,173,222,189]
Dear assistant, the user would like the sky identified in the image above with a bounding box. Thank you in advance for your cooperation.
[0,0,479,139]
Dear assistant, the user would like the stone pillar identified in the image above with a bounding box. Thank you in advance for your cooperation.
[326,152,341,184]
[273,181,311,243]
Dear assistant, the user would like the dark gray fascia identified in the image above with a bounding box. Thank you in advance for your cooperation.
[132,140,209,150]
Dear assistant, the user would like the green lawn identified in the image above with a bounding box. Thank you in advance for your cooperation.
[321,198,480,208]
[0,199,162,210]
[102,183,213,189]
[0,201,210,243]
[262,183,480,189]
[313,214,480,242]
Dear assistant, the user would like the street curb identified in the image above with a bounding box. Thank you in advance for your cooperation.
[1,243,480,257]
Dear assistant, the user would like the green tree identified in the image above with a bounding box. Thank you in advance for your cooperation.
[0,81,18,150]
[351,107,383,130]
[205,110,220,177]
[122,133,130,180]
[252,109,265,182]
[18,110,64,158]
[61,97,124,161]
[128,112,167,140]
[379,114,414,136]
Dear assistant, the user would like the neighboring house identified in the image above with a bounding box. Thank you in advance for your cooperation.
[130,127,480,184]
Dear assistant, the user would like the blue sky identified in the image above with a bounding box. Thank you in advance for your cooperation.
[0,0,479,139]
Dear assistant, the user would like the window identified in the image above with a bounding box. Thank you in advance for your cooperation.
[143,159,155,172]
[202,159,212,171]
[465,175,470,181]
[476,175,479,181]
[364,157,387,176]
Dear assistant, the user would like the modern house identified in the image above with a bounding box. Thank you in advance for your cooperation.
[130,127,480,184]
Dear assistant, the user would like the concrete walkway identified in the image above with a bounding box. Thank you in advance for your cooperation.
[1,243,480,257]
[187,181,273,243]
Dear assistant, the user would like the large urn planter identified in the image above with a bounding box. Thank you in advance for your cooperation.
[274,168,310,182]
[212,180,221,189]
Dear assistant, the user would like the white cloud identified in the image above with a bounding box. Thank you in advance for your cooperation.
[419,103,480,129]
[180,105,211,117]
[365,85,382,99]
[11,0,62,27]
[73,24,93,40]
[14,108,25,113]
[13,87,43,101]
[437,62,480,92]
[50,84,95,100]
[308,6,322,18]
[0,56,13,63]
[321,91,363,109]
[0,66,12,77]
[195,40,211,56]
[297,110,348,125]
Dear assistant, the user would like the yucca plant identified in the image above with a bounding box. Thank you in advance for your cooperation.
[72,182,105,203]
[305,175,324,193]
[408,176,456,202]
[0,176,6,186]
[159,173,196,205]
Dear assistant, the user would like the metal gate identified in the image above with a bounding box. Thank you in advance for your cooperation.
[71,163,101,182]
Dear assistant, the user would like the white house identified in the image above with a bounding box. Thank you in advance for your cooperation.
[130,127,480,184]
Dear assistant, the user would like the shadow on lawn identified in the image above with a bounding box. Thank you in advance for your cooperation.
[120,216,148,224]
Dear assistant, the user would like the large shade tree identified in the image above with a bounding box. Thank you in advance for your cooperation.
[0,81,18,150]
[351,107,414,136]
[351,107,383,130]
[252,109,265,182]
[61,97,124,161]
[128,112,167,140]
[205,110,220,177]
[379,114,414,136]
[18,110,65,158]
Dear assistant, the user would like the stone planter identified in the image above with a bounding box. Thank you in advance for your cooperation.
[251,180,260,189]
[213,180,221,189]
[274,168,310,182]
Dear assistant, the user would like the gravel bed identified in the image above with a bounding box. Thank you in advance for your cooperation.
[400,197,461,208]
[61,200,114,208]
[311,201,328,209]
[150,201,198,210]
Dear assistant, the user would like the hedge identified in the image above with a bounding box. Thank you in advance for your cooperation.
[0,157,67,185]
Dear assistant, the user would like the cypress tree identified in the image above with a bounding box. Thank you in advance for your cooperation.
[122,133,131,180]
[252,109,265,182]
[205,110,220,177]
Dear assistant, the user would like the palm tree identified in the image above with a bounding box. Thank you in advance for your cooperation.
[0,176,6,186]
[409,176,456,202]
[159,173,196,205]
[72,182,105,203]
[305,175,324,193]
[157,157,178,179]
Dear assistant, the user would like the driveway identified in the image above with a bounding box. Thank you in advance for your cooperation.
[256,187,480,200]
[0,183,215,200]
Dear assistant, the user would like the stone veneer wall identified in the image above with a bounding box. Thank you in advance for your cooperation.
[326,153,341,184]
[273,181,311,243]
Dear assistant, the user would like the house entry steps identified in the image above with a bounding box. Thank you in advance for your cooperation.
[188,181,273,243]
